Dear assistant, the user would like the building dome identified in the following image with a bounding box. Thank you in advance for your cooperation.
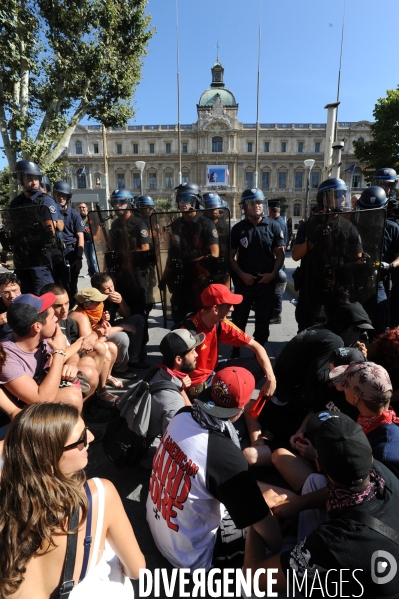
[198,60,237,107]
[198,88,237,107]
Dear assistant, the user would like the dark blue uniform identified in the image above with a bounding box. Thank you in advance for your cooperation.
[54,205,85,299]
[9,191,62,294]
[273,215,288,317]
[231,216,284,345]
[375,219,399,333]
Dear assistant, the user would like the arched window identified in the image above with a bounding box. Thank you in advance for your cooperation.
[357,137,364,143]
[293,203,301,217]
[77,168,86,189]
[75,140,82,155]
[212,136,223,152]
[95,173,101,187]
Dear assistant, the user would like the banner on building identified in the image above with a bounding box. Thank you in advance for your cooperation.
[206,165,229,186]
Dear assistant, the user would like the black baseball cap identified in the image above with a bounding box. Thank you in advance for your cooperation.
[160,329,205,362]
[306,411,373,487]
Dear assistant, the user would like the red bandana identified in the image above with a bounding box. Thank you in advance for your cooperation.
[158,364,186,383]
[358,408,399,435]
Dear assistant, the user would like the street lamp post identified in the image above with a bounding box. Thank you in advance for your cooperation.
[304,159,315,222]
[135,161,146,196]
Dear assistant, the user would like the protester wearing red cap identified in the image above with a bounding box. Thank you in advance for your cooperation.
[146,366,283,572]
[0,293,83,414]
[177,283,276,399]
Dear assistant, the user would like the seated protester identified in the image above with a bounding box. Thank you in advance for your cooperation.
[244,411,399,598]
[362,328,399,400]
[0,343,21,440]
[71,287,138,386]
[0,293,82,411]
[146,367,283,573]
[40,283,101,401]
[68,287,122,403]
[179,283,276,399]
[271,347,365,493]
[0,273,21,341]
[244,302,372,468]
[90,272,147,369]
[146,329,204,442]
[330,361,399,479]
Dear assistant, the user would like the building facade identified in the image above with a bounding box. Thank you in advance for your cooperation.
[67,61,372,222]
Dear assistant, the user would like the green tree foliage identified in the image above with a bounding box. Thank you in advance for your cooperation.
[0,0,153,181]
[353,89,399,178]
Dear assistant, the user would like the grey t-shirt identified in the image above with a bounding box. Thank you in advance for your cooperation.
[0,338,51,385]
[147,368,185,441]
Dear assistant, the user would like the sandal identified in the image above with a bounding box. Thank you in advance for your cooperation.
[106,375,124,389]
[97,390,120,404]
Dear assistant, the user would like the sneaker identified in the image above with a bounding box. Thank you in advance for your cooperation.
[269,315,282,325]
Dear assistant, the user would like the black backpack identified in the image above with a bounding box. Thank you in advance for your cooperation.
[102,368,180,469]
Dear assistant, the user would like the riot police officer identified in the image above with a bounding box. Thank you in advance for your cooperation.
[357,186,399,333]
[293,178,363,331]
[230,188,285,347]
[160,182,219,323]
[268,200,287,325]
[9,160,63,294]
[53,180,85,301]
[135,195,157,307]
[202,191,230,284]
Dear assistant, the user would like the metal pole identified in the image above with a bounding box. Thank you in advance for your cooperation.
[254,0,262,188]
[334,0,346,142]
[305,169,311,222]
[176,0,182,185]
[102,124,109,201]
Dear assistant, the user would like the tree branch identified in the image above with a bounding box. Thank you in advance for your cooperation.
[41,100,89,166]
[0,76,16,170]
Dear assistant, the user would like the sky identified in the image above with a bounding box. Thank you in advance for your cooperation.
[1,0,399,169]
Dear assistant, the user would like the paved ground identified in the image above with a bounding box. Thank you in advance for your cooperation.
[79,254,299,597]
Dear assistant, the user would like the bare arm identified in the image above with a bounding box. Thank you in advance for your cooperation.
[244,527,288,593]
[245,338,276,397]
[101,479,146,578]
[292,240,311,261]
[69,311,93,337]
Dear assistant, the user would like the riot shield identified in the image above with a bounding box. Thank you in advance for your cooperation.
[88,207,160,308]
[150,207,231,325]
[304,209,385,325]
[0,204,63,269]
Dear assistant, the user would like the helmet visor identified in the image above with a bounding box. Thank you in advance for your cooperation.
[372,178,397,193]
[242,198,267,217]
[324,188,349,212]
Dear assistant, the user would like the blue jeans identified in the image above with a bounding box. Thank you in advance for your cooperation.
[84,240,99,276]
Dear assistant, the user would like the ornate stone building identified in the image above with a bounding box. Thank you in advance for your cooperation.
[67,61,372,222]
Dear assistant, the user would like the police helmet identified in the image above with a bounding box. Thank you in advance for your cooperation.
[372,168,398,198]
[41,175,52,194]
[110,188,134,209]
[318,178,349,212]
[13,160,43,189]
[175,182,202,209]
[239,188,267,216]
[53,180,72,201]
[357,186,387,210]
[202,192,223,210]
[136,195,155,209]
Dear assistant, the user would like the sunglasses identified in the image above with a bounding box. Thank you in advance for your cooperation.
[64,427,88,451]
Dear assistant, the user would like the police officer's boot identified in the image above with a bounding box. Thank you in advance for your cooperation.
[270,312,282,325]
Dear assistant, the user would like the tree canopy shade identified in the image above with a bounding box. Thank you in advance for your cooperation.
[0,0,154,174]
[353,88,399,178]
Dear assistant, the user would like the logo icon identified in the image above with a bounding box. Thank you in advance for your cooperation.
[371,550,397,585]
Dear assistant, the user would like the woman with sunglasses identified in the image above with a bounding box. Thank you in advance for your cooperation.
[0,403,145,598]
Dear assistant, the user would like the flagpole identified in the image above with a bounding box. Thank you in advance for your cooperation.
[176,0,182,185]
[254,0,262,188]
[334,0,346,142]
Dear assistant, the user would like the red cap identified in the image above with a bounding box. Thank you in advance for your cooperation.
[200,284,243,307]
[196,367,255,418]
